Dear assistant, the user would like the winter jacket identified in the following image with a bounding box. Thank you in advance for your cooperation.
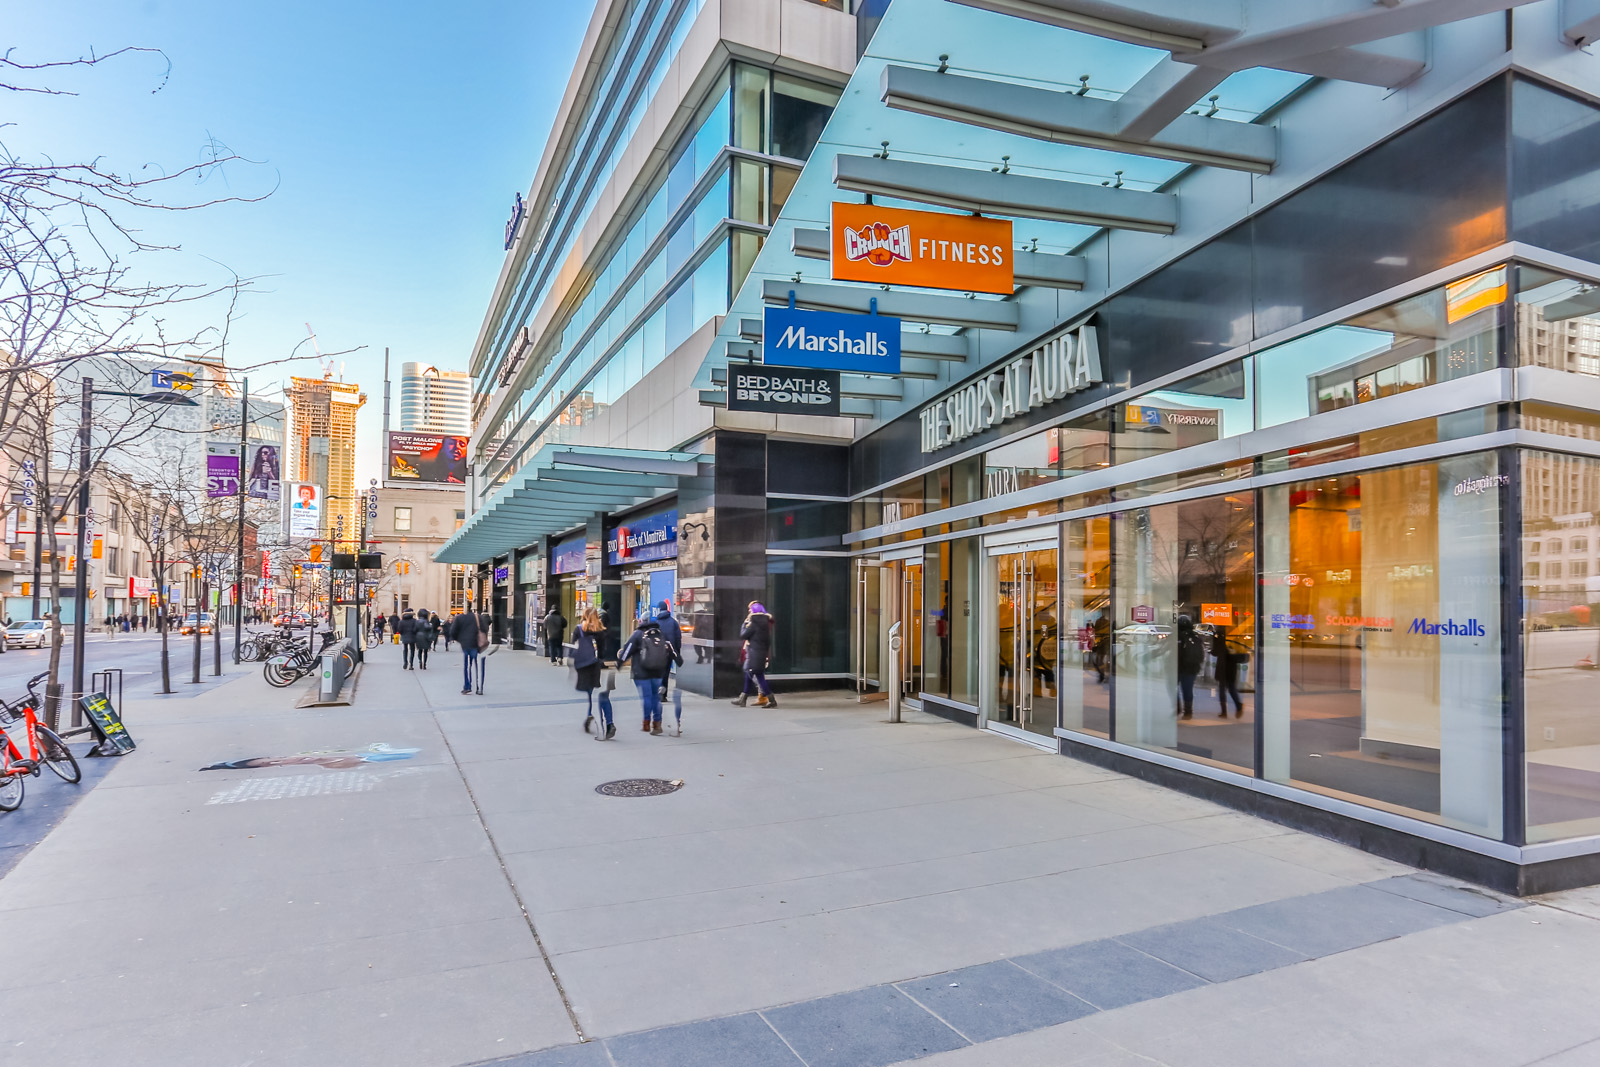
[740,612,774,667]
[1175,622,1204,676]
[654,610,682,655]
[450,611,487,651]
[399,614,419,644]
[543,611,566,642]
[618,619,682,681]
[570,628,601,670]
[387,614,400,634]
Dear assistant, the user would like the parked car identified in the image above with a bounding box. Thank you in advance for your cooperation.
[179,612,215,636]
[274,612,311,628]
[3,619,49,649]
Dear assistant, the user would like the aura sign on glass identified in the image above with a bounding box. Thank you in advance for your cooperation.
[831,203,1013,294]
[919,321,1103,453]
[763,305,901,374]
[728,367,841,417]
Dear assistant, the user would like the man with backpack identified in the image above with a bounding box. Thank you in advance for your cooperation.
[543,606,566,665]
[450,608,489,695]
[618,613,681,735]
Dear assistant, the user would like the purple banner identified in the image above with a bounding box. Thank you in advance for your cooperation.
[207,453,240,498]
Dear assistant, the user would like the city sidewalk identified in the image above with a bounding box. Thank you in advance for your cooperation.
[0,641,1598,1067]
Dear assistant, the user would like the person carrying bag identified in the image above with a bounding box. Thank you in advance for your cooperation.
[449,608,489,695]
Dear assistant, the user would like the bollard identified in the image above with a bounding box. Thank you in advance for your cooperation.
[888,621,903,724]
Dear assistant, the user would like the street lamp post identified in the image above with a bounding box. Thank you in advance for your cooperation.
[233,375,249,663]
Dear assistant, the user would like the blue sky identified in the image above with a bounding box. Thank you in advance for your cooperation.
[5,0,593,483]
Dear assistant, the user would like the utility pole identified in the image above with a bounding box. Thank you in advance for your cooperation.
[69,377,92,725]
[234,376,248,663]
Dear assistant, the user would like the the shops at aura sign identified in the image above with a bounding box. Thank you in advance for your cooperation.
[607,508,678,566]
[763,305,901,374]
[503,192,525,251]
[919,321,1102,453]
[728,366,841,417]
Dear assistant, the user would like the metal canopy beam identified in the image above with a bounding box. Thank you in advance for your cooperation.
[1113,57,1231,141]
[833,155,1177,234]
[761,279,1020,331]
[790,224,1086,289]
[549,452,702,477]
[1569,0,1600,44]
[943,0,1236,52]
[880,64,1276,173]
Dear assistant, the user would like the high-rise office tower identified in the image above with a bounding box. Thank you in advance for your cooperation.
[285,376,366,539]
[399,363,471,435]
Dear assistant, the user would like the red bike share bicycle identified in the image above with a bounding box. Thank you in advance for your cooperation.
[0,671,82,811]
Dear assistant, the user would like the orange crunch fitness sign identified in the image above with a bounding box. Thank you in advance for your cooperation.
[830,203,1013,294]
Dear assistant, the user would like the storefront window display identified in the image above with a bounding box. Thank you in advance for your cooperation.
[1112,495,1256,772]
[1522,450,1600,842]
[1259,455,1504,837]
[1256,268,1504,429]
[1060,516,1112,738]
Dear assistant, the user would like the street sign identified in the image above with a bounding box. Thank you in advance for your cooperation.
[150,369,196,393]
[727,367,841,416]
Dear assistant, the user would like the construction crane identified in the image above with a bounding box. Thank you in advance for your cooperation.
[304,322,335,379]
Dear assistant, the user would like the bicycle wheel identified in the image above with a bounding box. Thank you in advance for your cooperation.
[263,659,296,688]
[238,640,257,662]
[338,648,355,676]
[34,726,80,784]
[0,767,23,811]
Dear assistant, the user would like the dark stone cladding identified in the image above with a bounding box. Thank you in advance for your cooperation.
[922,695,979,727]
[1057,735,1593,897]
[850,75,1513,495]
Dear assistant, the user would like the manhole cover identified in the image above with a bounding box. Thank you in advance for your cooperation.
[595,778,683,797]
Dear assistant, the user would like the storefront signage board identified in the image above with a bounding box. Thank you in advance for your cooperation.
[607,508,678,566]
[79,692,135,754]
[1201,603,1233,625]
[1131,605,1155,623]
[831,203,1012,294]
[919,322,1102,453]
[763,305,901,374]
[728,367,841,417]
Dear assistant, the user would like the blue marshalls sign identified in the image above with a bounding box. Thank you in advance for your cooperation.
[763,305,901,375]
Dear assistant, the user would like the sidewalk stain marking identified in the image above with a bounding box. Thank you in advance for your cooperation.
[596,778,684,797]
[205,766,427,805]
[199,743,420,772]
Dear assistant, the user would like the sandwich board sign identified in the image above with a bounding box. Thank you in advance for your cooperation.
[79,692,135,755]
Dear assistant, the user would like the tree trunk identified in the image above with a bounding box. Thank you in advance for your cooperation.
[158,591,172,694]
[191,581,202,684]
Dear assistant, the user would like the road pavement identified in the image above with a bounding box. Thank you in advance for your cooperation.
[2,642,1599,1067]
[0,628,274,701]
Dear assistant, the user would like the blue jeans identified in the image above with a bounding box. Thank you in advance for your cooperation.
[587,689,613,727]
[1177,672,1196,715]
[461,647,479,691]
[635,678,663,722]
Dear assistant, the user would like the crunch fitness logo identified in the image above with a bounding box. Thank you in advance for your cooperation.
[843,222,911,267]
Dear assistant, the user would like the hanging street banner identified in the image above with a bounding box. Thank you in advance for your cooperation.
[728,367,841,417]
[763,305,901,374]
[289,483,322,537]
[831,202,1013,294]
[248,443,281,501]
[206,443,241,499]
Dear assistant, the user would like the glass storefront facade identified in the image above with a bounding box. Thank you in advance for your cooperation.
[846,250,1600,852]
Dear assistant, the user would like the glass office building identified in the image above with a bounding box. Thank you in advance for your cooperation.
[445,0,1600,890]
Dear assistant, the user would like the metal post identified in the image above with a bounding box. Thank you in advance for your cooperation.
[27,458,40,620]
[234,376,248,663]
[70,377,92,720]
[888,620,903,723]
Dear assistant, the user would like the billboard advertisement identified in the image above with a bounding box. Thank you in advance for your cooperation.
[387,432,468,485]
[248,444,281,501]
[206,443,240,499]
[289,483,321,537]
[831,203,1013,294]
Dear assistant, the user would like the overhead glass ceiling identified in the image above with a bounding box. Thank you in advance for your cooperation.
[695,0,1310,393]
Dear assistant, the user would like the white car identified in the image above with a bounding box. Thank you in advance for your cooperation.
[4,619,49,649]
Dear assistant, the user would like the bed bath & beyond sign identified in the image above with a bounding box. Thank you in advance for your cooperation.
[919,322,1102,453]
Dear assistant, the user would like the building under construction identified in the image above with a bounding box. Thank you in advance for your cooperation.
[284,375,365,540]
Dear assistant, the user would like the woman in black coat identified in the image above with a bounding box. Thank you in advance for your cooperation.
[732,601,776,708]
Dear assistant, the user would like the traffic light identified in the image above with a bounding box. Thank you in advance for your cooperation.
[19,582,29,596]
[292,563,302,580]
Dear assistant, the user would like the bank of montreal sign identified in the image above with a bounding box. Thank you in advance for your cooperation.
[919,322,1103,454]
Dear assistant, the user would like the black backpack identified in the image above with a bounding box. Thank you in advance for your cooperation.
[637,628,672,672]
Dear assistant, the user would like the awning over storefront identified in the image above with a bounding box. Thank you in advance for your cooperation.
[432,444,706,565]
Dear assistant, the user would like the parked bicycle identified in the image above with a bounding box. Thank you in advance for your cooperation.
[263,630,342,688]
[0,671,82,811]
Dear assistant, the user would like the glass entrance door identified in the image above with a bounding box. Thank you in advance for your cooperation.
[901,560,923,702]
[990,546,1059,740]
[855,558,885,701]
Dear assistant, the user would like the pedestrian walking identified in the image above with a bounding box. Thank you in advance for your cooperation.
[399,609,418,669]
[387,611,400,644]
[450,606,489,695]
[1174,614,1202,720]
[731,601,776,708]
[414,610,432,669]
[429,610,442,650]
[653,600,683,729]
[571,607,614,738]
[1214,625,1246,718]
[619,611,681,734]
[442,612,454,651]
[543,606,566,664]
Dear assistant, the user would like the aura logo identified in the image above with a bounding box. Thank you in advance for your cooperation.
[843,222,911,266]
[1407,617,1487,637]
